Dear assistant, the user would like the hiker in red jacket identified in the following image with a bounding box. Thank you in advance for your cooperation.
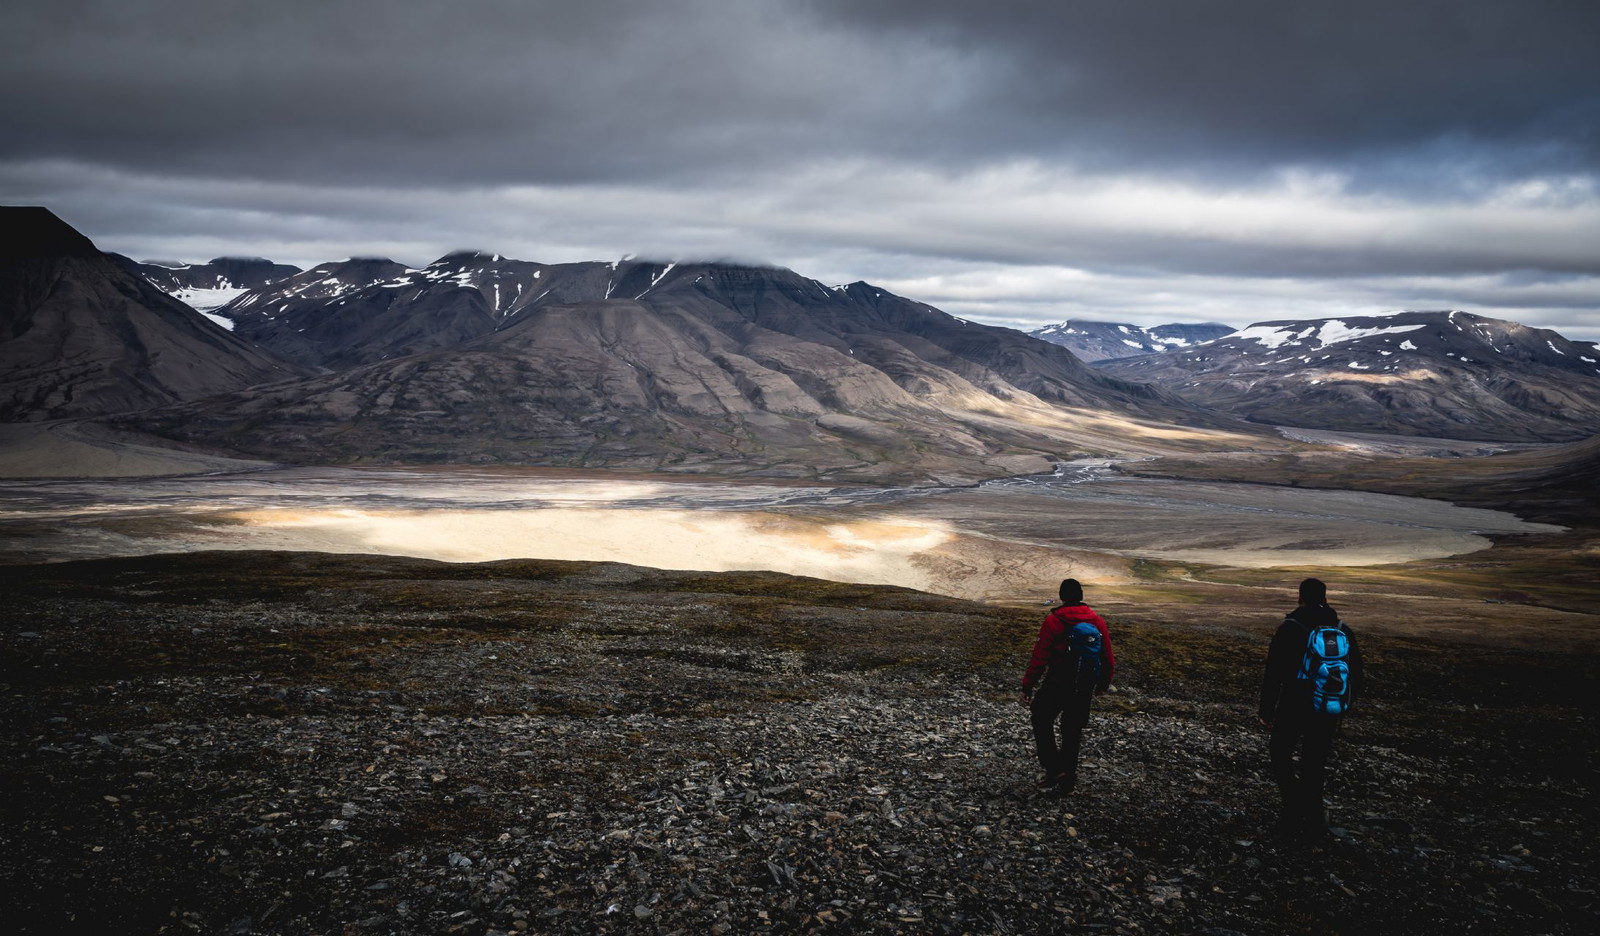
[1019,578,1115,793]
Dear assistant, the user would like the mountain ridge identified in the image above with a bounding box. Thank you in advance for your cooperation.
[120,260,1255,482]
[0,207,304,423]
[18,214,1598,474]
[1030,319,1235,362]
[1097,310,1600,442]
[113,255,302,312]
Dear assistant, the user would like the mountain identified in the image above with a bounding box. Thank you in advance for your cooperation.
[124,261,1255,482]
[211,253,732,370]
[0,207,303,423]
[1096,310,1600,442]
[212,252,650,370]
[215,251,1250,384]
[1434,431,1600,523]
[113,255,301,311]
[1030,320,1235,362]
[213,256,432,368]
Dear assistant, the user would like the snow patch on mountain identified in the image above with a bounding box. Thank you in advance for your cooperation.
[1031,320,1234,361]
[1236,320,1427,350]
[1232,325,1313,349]
[173,286,253,311]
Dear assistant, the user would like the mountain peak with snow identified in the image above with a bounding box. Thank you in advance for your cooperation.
[1097,310,1600,442]
[1030,319,1234,362]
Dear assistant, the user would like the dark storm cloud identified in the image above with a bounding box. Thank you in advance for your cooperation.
[3,1,1597,340]
[11,0,1591,189]
[0,0,982,186]
[805,0,1600,186]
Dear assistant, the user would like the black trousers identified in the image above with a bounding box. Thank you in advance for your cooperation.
[1269,711,1339,823]
[1031,673,1094,781]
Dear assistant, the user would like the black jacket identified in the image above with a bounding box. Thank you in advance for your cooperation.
[1259,604,1363,722]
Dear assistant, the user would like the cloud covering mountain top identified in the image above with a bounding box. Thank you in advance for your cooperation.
[3,0,1597,338]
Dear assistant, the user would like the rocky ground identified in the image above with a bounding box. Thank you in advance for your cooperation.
[1,551,1595,935]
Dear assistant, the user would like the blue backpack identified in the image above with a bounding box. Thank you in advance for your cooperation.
[1299,624,1352,715]
[1064,621,1106,691]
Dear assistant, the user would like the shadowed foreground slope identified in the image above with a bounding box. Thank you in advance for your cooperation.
[1,552,1594,935]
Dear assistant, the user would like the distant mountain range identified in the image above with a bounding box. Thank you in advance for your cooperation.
[1096,311,1600,442]
[0,211,1235,481]
[0,208,302,423]
[1030,320,1235,361]
[8,206,1599,477]
[122,258,1233,481]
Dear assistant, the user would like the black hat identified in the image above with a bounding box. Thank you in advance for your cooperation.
[1059,578,1084,605]
[1299,577,1327,605]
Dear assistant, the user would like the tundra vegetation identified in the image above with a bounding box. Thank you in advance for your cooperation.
[2,535,1594,935]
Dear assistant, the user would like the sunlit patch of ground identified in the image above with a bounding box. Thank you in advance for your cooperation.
[0,464,1564,602]
[1303,369,1439,385]
[977,404,1267,450]
[177,507,1129,602]
[218,507,960,595]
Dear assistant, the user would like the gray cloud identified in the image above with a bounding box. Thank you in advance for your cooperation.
[805,0,1600,186]
[0,0,982,185]
[2,1,1597,341]
[12,1,1590,188]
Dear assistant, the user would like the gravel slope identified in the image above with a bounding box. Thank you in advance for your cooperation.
[2,552,1594,934]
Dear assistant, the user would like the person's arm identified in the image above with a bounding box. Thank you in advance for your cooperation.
[1020,611,1061,696]
[1344,624,1364,713]
[1092,613,1115,690]
[1259,617,1295,723]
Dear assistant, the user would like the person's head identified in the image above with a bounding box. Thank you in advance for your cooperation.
[1298,577,1328,606]
[1059,578,1084,605]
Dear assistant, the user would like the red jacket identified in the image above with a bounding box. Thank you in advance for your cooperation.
[1021,603,1115,690]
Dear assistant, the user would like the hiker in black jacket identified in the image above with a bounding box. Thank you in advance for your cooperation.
[1259,577,1363,836]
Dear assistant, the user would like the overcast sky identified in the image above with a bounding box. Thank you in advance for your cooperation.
[4,0,1599,339]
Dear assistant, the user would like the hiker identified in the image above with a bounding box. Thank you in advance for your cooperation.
[1019,578,1114,793]
[1259,577,1363,835]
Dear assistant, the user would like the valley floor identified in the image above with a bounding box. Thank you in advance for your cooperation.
[0,460,1561,602]
[0,422,274,479]
[2,551,1595,935]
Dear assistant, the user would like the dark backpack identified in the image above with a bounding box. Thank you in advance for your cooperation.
[1299,624,1352,715]
[1063,621,1106,691]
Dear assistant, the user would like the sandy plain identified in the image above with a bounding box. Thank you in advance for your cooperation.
[0,457,1561,601]
[3,421,1590,654]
